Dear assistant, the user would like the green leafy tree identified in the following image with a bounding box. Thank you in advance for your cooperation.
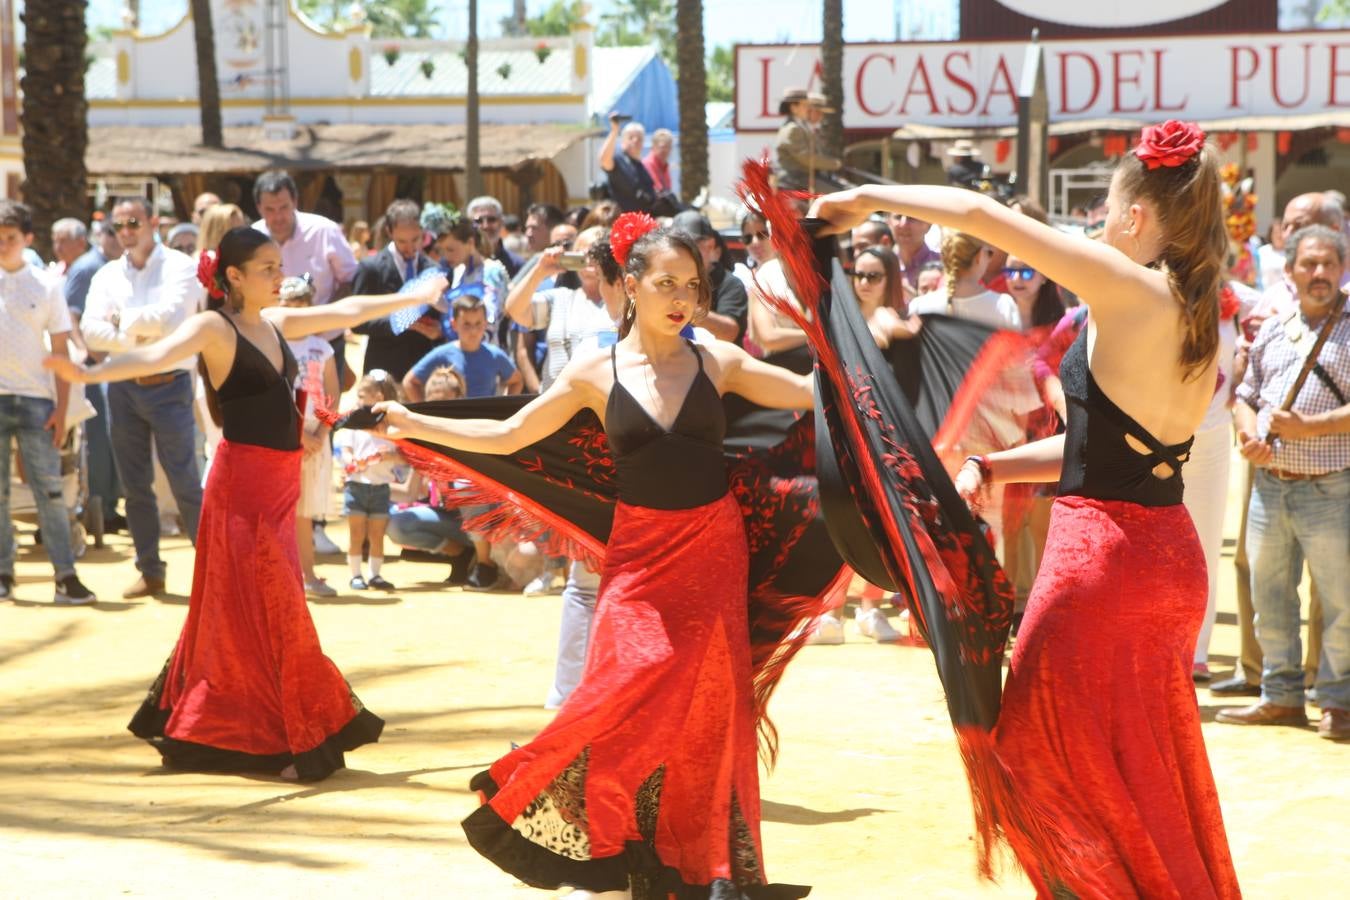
[522,0,588,37]
[707,44,733,103]
[297,0,439,38]
[600,0,677,67]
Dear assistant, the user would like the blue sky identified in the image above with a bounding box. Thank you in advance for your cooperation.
[86,1,919,47]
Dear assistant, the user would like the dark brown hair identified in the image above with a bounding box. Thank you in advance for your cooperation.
[618,229,713,338]
[1114,143,1226,380]
[853,246,905,312]
[200,227,276,426]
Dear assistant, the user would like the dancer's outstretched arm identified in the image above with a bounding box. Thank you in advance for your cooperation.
[707,340,814,410]
[953,434,1066,506]
[810,186,1161,320]
[372,350,596,454]
[265,275,449,340]
[44,312,223,384]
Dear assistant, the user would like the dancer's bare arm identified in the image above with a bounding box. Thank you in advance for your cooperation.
[44,311,225,384]
[265,275,449,340]
[811,186,1166,321]
[372,353,599,454]
[708,341,813,410]
[953,434,1067,505]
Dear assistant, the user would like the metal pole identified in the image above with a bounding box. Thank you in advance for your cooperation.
[465,0,483,200]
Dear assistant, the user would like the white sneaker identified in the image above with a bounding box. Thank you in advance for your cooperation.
[304,577,338,598]
[312,525,341,556]
[804,613,845,645]
[856,607,901,643]
[523,572,562,596]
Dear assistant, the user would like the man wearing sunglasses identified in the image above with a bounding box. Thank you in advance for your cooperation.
[466,195,523,279]
[81,196,206,599]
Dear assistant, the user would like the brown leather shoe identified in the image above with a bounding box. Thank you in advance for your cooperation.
[1319,708,1350,741]
[122,574,166,599]
[1215,700,1308,727]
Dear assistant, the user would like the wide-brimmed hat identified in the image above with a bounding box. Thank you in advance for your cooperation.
[806,91,836,113]
[778,87,810,115]
[947,139,981,158]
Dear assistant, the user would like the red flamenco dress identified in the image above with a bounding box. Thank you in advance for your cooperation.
[461,341,813,898]
[991,327,1241,899]
[129,313,383,781]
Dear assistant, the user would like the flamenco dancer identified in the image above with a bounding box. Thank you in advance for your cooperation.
[369,217,815,898]
[46,227,447,782]
[810,122,1242,897]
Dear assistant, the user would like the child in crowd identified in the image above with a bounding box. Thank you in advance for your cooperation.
[401,296,521,401]
[334,371,406,591]
[279,275,341,598]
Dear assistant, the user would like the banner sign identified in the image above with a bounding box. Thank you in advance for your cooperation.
[735,32,1349,131]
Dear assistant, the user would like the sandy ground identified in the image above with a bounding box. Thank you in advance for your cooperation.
[2,458,1346,899]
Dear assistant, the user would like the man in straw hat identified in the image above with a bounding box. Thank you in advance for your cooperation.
[945,139,986,189]
[774,87,843,194]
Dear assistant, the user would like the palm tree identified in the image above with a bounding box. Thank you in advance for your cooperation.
[19,0,88,260]
[820,0,844,159]
[674,0,707,203]
[191,0,223,148]
[465,0,483,198]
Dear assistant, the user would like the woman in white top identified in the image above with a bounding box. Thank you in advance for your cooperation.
[908,230,1022,330]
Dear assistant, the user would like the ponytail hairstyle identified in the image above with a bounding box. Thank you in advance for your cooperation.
[939,230,986,300]
[198,226,276,427]
[1116,121,1226,380]
[613,224,712,339]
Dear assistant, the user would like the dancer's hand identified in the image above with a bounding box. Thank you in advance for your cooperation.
[370,401,413,440]
[1236,429,1274,465]
[808,189,874,236]
[42,354,90,385]
[954,458,985,512]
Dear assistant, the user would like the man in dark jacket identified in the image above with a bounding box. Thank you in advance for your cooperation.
[353,199,441,380]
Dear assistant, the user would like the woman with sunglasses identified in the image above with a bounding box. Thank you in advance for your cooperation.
[908,231,1022,330]
[1001,256,1066,332]
[733,211,778,357]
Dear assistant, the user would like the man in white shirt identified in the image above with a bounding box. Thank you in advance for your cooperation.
[82,196,205,598]
[252,171,359,381]
[0,200,96,604]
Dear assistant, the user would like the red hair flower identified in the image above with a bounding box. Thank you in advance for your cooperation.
[196,249,225,299]
[1135,120,1206,170]
[609,212,659,267]
[1219,285,1240,320]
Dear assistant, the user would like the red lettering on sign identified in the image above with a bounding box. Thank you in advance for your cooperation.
[1229,46,1259,108]
[943,51,978,115]
[1333,43,1350,108]
[1058,51,1101,115]
[758,56,774,119]
[807,59,825,95]
[1269,42,1313,109]
[1151,49,1187,113]
[855,53,897,117]
[899,55,940,115]
[980,54,1018,117]
[1111,50,1146,113]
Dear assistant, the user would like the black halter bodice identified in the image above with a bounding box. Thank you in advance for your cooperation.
[605,341,727,509]
[212,309,301,452]
[1057,327,1193,507]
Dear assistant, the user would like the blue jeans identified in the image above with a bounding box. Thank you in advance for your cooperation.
[85,383,121,520]
[342,481,392,519]
[108,375,203,580]
[0,395,76,578]
[1247,468,1350,711]
[386,505,469,552]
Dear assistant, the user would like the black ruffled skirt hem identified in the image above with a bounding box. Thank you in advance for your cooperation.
[129,698,384,783]
[463,772,810,900]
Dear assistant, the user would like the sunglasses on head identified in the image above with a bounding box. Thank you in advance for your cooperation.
[852,270,885,284]
[112,218,142,232]
[1003,266,1037,281]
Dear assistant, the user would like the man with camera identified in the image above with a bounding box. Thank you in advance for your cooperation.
[598,113,682,216]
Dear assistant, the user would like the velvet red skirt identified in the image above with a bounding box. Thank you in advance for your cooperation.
[129,439,382,781]
[463,492,808,899]
[994,496,1240,899]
